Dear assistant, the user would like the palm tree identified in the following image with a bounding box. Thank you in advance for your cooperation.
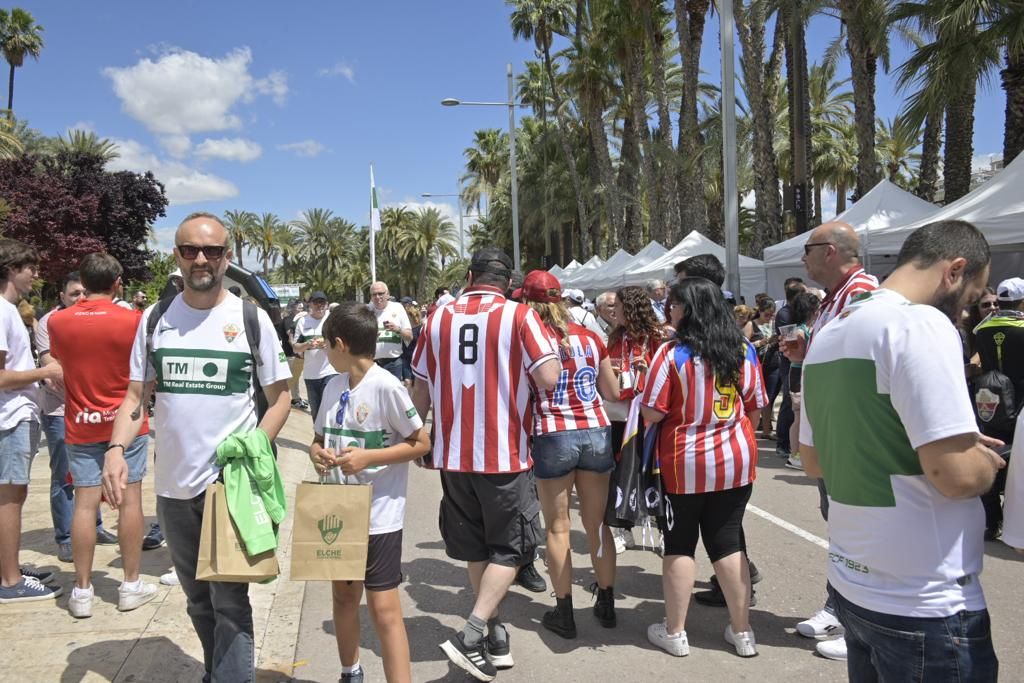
[0,115,21,159]
[54,130,119,162]
[673,0,712,237]
[461,129,508,216]
[0,8,43,117]
[982,2,1024,164]
[251,212,284,275]
[223,210,257,269]
[875,115,922,187]
[398,208,459,300]
[813,122,858,214]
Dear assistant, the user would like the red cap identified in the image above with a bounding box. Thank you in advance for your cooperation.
[520,270,562,303]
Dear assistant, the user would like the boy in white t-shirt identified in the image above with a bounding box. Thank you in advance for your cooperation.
[309,303,429,683]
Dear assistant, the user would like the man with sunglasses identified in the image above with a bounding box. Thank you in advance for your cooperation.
[102,212,293,682]
[368,281,412,382]
[788,220,877,661]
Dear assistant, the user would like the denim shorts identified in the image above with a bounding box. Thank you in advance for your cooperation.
[0,420,40,485]
[532,426,613,480]
[68,434,149,487]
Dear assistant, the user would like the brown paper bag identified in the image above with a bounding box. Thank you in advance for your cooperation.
[290,481,371,581]
[196,482,280,583]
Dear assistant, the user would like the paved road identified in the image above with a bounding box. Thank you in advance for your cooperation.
[292,439,1024,682]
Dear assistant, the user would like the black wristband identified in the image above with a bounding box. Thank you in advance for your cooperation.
[106,443,126,453]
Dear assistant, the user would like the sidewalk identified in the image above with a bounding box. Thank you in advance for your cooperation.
[3,409,316,682]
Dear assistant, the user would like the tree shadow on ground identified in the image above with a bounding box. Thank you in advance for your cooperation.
[62,635,202,683]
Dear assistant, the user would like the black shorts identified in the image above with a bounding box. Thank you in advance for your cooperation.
[439,470,541,567]
[789,365,803,393]
[364,530,403,591]
[658,484,752,562]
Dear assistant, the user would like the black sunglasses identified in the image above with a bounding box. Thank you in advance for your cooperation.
[177,244,227,260]
[803,242,833,255]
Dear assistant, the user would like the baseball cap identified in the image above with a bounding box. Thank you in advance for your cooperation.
[518,270,562,303]
[310,291,328,302]
[996,277,1024,302]
[470,248,513,278]
[562,288,584,305]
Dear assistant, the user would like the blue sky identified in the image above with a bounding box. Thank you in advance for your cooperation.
[15,1,1006,256]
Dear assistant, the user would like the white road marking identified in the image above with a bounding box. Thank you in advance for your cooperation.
[747,504,829,550]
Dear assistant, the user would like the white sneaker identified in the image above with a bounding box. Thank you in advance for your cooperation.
[785,453,804,470]
[68,586,93,619]
[118,581,158,612]
[647,621,689,656]
[620,528,635,549]
[159,569,179,586]
[797,609,843,638]
[817,636,848,661]
[724,624,758,657]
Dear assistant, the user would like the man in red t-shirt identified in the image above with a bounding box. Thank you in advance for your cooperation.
[412,248,560,680]
[48,252,156,618]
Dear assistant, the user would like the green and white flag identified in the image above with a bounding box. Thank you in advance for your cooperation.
[370,164,381,282]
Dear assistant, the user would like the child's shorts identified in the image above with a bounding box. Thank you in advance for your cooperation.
[365,529,403,591]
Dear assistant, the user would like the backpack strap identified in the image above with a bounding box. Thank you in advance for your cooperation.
[241,300,263,370]
[145,295,178,364]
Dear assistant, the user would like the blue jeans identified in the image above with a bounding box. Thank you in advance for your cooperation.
[158,492,254,683]
[42,414,101,544]
[375,357,403,381]
[532,426,614,479]
[304,374,337,425]
[775,367,793,452]
[828,585,998,682]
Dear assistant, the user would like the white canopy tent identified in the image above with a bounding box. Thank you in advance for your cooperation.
[865,154,1024,285]
[548,264,567,279]
[624,230,766,299]
[575,241,668,295]
[560,255,604,288]
[762,180,938,297]
[562,248,633,290]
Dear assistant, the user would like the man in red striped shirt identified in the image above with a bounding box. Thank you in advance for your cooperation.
[412,248,560,681]
[786,220,878,660]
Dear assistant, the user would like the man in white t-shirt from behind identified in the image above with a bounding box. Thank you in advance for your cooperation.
[369,281,412,381]
[800,220,1003,681]
[293,291,337,421]
[563,289,606,341]
[310,302,430,683]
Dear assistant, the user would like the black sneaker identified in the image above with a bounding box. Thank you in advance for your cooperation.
[440,632,496,682]
[693,575,757,607]
[515,561,547,593]
[748,560,763,585]
[541,596,577,639]
[485,629,514,669]
[590,583,616,628]
[338,666,364,683]
[96,527,118,545]
[142,523,166,550]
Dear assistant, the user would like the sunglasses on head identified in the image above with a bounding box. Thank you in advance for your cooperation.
[335,390,350,427]
[177,244,227,260]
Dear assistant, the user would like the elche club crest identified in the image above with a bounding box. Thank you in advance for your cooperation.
[223,323,241,343]
[975,388,999,423]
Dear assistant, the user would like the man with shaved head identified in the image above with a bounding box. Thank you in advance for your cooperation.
[788,220,878,661]
[104,212,294,681]
[368,280,413,381]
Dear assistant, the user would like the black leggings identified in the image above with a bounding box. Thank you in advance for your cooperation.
[659,484,752,562]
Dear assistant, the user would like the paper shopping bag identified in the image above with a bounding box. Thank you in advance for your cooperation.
[196,482,280,583]
[290,481,371,581]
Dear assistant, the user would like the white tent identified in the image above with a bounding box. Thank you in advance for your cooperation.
[578,241,668,294]
[548,265,566,279]
[563,248,633,290]
[763,180,938,297]
[866,154,1024,284]
[624,230,766,299]
[560,255,604,289]
[562,259,582,274]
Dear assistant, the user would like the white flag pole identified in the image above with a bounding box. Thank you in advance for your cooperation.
[370,164,379,283]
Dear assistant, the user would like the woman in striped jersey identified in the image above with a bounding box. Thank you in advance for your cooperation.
[640,277,767,659]
[518,270,621,640]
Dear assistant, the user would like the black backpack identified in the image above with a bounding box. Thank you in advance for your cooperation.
[970,369,1019,444]
[146,295,268,420]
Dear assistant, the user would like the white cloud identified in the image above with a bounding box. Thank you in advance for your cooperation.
[277,140,326,157]
[160,134,192,158]
[194,137,263,163]
[107,137,239,205]
[66,121,95,135]
[103,47,288,155]
[819,189,838,222]
[149,224,177,253]
[318,62,356,83]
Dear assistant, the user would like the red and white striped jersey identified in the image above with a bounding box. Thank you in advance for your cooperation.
[641,341,767,494]
[607,332,661,400]
[811,266,878,339]
[412,285,558,473]
[531,323,610,435]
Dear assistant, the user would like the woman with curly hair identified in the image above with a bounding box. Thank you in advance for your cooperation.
[641,277,767,658]
[518,271,620,639]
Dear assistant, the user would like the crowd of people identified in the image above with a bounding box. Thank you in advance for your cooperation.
[0,211,1019,683]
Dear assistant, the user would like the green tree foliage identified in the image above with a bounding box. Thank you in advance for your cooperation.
[0,8,43,116]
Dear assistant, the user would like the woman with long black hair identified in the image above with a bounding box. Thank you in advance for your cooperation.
[640,278,767,658]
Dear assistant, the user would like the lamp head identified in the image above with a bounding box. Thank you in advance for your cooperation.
[441,98,461,106]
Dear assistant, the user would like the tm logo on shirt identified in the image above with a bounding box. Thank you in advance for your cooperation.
[153,349,251,395]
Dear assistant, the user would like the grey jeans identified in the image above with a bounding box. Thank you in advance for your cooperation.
[157,492,254,683]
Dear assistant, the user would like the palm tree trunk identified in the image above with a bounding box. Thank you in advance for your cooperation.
[618,112,644,251]
[674,0,710,238]
[944,81,976,203]
[813,181,823,226]
[235,238,245,268]
[836,180,847,213]
[626,36,663,245]
[1002,48,1024,165]
[916,110,942,201]
[6,64,14,118]
[839,0,881,199]
[641,0,680,243]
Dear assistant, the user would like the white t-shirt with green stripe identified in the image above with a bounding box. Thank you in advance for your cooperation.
[316,364,423,534]
[800,288,986,618]
[130,294,292,500]
[370,301,411,360]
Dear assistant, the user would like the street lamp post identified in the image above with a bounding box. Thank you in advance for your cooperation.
[441,63,522,267]
[421,187,465,259]
[720,0,741,299]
